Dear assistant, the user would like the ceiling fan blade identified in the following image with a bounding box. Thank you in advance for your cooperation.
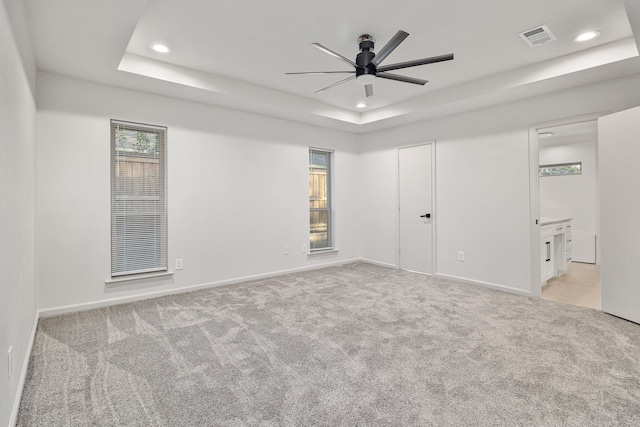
[314,75,356,93]
[371,30,409,67]
[312,43,357,68]
[377,53,454,73]
[377,72,428,85]
[285,71,356,75]
[365,84,373,97]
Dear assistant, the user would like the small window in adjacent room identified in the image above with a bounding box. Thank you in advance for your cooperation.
[539,162,582,177]
[111,120,167,277]
[309,148,333,251]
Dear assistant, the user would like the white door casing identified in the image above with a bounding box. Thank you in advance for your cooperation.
[398,143,434,274]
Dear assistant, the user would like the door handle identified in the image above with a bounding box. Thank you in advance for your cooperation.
[420,213,431,218]
[546,242,551,262]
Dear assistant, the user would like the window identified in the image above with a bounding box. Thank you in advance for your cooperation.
[539,162,582,177]
[309,148,333,251]
[111,120,167,277]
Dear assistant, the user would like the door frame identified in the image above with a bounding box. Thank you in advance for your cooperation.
[396,141,437,274]
[528,112,608,297]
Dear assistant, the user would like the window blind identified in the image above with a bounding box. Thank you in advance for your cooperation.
[111,120,167,277]
[309,148,332,250]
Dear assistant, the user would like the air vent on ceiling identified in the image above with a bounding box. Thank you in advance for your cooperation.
[519,24,556,47]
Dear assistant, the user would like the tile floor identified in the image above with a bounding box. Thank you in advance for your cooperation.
[542,261,601,310]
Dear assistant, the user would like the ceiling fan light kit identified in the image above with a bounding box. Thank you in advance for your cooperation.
[286,30,454,98]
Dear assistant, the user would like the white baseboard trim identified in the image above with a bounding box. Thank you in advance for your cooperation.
[39,261,533,318]
[9,310,39,427]
[435,273,532,297]
[356,262,532,298]
[356,258,398,269]
[39,258,362,318]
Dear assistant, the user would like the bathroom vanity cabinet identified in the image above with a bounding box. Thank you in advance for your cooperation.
[540,218,572,286]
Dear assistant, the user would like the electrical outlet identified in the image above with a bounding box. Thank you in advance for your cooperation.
[302,243,307,253]
[458,251,465,262]
[175,258,183,270]
[284,245,289,255]
[8,346,13,379]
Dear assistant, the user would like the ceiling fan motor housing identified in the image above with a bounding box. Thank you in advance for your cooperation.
[356,34,376,80]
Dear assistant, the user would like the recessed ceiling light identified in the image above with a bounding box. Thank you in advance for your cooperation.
[356,103,366,109]
[538,131,554,138]
[151,43,171,53]
[573,31,600,43]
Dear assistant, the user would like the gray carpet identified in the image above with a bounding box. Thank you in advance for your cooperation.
[17,263,640,426]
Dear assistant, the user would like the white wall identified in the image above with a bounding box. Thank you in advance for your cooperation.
[0,0,37,424]
[359,124,531,293]
[539,142,598,263]
[358,73,640,294]
[36,72,359,312]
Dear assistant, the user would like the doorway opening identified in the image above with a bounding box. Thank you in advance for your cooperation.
[529,113,606,309]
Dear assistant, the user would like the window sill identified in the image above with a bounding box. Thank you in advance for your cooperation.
[307,248,340,257]
[105,271,174,287]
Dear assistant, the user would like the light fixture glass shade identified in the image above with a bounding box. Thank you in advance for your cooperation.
[356,74,375,85]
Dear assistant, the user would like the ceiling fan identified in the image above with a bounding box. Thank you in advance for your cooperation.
[286,30,454,98]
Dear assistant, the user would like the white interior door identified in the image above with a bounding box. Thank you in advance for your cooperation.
[599,106,640,324]
[399,144,433,274]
